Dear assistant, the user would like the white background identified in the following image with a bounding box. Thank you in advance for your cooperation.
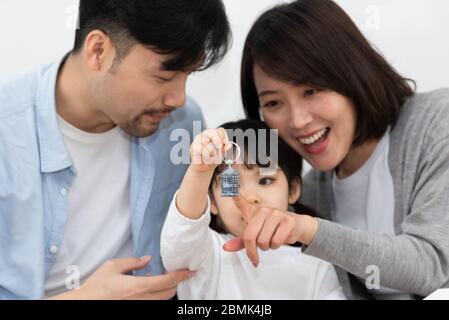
[1,0,448,128]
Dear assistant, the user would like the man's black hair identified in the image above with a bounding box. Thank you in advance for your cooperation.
[73,0,231,71]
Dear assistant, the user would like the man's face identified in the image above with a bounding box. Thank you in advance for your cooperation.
[92,44,191,137]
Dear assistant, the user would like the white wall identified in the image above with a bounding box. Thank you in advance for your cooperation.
[1,0,448,129]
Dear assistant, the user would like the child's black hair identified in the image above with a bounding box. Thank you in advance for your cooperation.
[209,119,316,234]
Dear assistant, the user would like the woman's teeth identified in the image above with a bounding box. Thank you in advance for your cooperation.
[299,128,328,145]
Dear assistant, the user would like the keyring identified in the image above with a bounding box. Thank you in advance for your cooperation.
[223,141,241,165]
[220,141,241,197]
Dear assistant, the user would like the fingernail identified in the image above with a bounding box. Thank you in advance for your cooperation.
[140,256,151,262]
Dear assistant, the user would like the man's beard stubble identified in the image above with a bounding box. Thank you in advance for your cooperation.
[120,106,176,138]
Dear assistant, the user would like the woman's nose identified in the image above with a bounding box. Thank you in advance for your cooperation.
[288,104,314,130]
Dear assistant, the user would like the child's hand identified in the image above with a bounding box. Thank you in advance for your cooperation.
[223,196,318,267]
[176,128,231,219]
[190,128,231,172]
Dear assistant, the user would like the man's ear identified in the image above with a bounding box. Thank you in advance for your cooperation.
[83,30,115,72]
[288,178,301,205]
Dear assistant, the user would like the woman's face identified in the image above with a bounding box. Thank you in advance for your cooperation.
[253,65,357,171]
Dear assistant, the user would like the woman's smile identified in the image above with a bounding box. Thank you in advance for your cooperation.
[297,127,331,155]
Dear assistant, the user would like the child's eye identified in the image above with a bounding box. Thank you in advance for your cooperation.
[259,177,275,185]
[304,88,320,97]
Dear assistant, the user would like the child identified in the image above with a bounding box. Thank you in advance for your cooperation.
[161,120,345,299]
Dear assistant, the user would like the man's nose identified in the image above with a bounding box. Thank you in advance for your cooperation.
[163,76,187,108]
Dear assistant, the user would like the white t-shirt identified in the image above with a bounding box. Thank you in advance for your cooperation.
[331,130,411,299]
[44,116,133,297]
[161,192,346,300]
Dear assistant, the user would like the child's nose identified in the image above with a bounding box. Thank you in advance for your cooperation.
[244,193,261,205]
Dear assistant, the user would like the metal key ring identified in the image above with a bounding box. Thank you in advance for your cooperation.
[223,141,241,166]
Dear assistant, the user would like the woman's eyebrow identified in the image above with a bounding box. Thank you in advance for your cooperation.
[259,90,279,98]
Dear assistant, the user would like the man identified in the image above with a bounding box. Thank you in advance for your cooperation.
[0,0,231,299]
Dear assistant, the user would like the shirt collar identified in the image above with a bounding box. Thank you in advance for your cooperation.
[36,54,73,173]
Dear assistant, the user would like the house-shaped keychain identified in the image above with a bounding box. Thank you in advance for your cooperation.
[220,164,240,197]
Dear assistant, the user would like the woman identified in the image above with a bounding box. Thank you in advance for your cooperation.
[227,0,449,299]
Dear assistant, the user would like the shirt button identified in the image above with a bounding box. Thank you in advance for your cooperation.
[60,188,68,196]
[49,245,59,254]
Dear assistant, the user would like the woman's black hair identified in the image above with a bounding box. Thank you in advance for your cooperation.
[209,119,316,234]
[73,0,231,71]
[241,0,415,146]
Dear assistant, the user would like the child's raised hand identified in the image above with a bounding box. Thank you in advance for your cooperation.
[223,196,318,268]
[190,128,231,172]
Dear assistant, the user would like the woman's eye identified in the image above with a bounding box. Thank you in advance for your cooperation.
[262,100,280,109]
[259,177,275,185]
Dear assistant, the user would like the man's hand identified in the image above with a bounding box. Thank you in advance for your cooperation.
[49,256,195,300]
[223,196,318,267]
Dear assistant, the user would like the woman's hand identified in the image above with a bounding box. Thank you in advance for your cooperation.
[190,128,231,173]
[223,196,318,267]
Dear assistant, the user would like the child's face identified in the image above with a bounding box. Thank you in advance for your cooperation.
[210,165,300,237]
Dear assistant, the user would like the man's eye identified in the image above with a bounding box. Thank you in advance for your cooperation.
[154,73,177,83]
[155,76,172,83]
[259,177,274,185]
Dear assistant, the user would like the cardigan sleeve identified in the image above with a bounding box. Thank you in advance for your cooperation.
[302,134,449,297]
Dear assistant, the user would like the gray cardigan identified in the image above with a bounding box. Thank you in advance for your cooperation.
[301,88,449,299]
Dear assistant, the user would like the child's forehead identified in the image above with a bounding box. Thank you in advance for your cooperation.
[233,163,280,176]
